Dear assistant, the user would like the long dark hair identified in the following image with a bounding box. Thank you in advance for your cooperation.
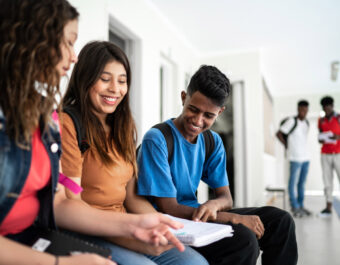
[63,41,137,173]
[0,0,79,148]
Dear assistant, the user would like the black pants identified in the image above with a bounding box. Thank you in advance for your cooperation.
[193,206,298,265]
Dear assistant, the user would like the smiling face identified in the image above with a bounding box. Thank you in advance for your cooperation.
[175,91,225,143]
[89,60,128,123]
[56,19,78,77]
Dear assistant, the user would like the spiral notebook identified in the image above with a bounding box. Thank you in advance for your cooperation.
[23,228,111,258]
[166,215,233,247]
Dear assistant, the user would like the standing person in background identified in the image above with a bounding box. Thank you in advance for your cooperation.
[0,1,185,264]
[60,41,207,265]
[318,96,340,217]
[276,100,311,217]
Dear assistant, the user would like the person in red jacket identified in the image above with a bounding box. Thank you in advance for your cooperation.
[318,96,340,217]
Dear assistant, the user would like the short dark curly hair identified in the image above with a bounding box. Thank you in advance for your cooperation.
[298,100,309,107]
[320,96,334,107]
[187,65,231,107]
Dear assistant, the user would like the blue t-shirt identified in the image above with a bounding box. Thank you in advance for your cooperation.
[137,119,229,208]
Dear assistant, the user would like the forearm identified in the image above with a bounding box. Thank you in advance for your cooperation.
[0,236,55,265]
[276,131,287,146]
[215,211,239,224]
[157,200,195,219]
[54,190,139,238]
[124,177,157,214]
[209,196,232,211]
[125,195,157,214]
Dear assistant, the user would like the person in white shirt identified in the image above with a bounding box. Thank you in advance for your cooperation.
[276,100,311,217]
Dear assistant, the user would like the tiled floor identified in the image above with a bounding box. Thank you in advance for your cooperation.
[257,195,340,265]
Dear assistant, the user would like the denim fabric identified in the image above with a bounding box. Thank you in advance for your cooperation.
[288,161,309,209]
[0,109,61,228]
[62,230,209,265]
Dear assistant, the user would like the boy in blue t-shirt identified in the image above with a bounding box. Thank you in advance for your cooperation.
[137,65,298,265]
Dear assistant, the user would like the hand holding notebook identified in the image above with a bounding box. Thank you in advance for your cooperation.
[166,215,233,247]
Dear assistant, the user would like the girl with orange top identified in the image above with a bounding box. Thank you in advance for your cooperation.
[0,1,185,264]
[60,41,208,265]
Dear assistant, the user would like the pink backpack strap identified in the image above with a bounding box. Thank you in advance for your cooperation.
[58,173,83,194]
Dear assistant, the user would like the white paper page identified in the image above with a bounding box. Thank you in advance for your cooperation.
[166,214,233,247]
[318,131,337,144]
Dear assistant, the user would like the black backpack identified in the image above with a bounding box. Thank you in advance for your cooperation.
[279,116,309,143]
[63,105,90,154]
[137,121,215,164]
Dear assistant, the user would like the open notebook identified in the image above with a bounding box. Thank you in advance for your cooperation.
[166,215,233,247]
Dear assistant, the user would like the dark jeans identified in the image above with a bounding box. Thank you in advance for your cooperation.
[193,206,298,265]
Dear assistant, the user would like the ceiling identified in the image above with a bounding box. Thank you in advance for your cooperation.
[149,0,340,97]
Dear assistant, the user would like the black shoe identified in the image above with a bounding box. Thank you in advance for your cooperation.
[318,208,332,218]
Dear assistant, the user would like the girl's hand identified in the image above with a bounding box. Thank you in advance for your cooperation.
[132,213,185,252]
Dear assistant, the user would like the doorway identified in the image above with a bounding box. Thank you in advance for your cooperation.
[211,90,235,198]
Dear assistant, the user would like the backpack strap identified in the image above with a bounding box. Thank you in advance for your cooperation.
[150,121,215,164]
[287,116,298,135]
[152,122,174,163]
[63,106,89,154]
[202,130,215,162]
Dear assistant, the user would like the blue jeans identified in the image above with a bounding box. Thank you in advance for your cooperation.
[65,231,209,265]
[288,161,309,209]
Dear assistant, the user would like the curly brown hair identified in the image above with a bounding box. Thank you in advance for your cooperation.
[0,0,79,148]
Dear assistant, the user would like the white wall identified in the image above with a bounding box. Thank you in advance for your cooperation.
[106,0,198,140]
[69,0,198,141]
[274,92,340,196]
[69,0,109,55]
[200,51,265,207]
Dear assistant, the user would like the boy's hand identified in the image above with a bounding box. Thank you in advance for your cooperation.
[232,214,265,239]
[192,200,220,222]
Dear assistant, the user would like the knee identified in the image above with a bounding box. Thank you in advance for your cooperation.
[237,225,260,257]
[264,206,296,231]
[281,210,295,229]
[171,247,209,265]
[262,206,293,220]
[270,206,294,223]
[186,253,209,265]
[244,229,260,256]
